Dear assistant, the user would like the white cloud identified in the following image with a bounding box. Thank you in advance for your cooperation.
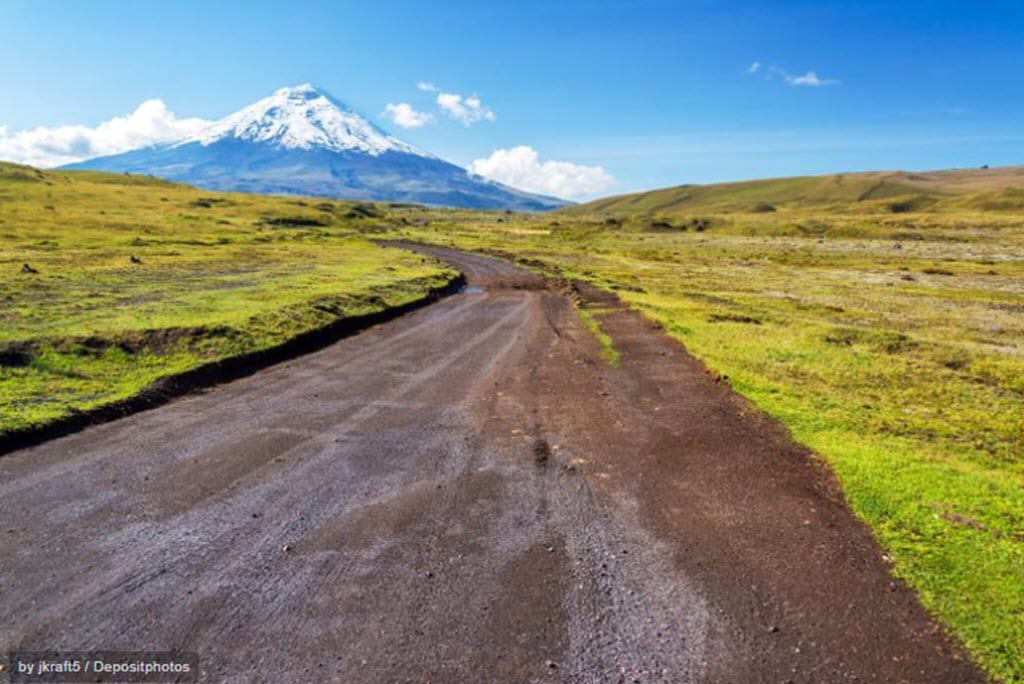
[383,102,435,128]
[416,81,439,92]
[436,92,495,126]
[786,70,839,87]
[469,146,613,200]
[751,63,840,88]
[0,99,211,167]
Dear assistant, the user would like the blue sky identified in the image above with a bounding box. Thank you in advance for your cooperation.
[1,0,1022,196]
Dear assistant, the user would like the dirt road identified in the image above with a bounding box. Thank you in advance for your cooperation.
[0,247,981,682]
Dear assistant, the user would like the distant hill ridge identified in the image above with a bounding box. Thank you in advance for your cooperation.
[565,166,1024,216]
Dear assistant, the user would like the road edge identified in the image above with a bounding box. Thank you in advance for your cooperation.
[0,272,466,456]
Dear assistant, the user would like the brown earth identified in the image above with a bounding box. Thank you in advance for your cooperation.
[0,246,983,683]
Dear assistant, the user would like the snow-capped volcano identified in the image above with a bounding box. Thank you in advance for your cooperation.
[186,84,429,157]
[64,84,566,210]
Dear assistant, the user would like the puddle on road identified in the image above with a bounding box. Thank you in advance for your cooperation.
[460,286,486,294]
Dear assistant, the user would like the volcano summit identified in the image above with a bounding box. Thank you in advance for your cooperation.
[65,84,567,210]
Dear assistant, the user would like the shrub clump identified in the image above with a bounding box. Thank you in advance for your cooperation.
[261,216,330,228]
[708,312,761,325]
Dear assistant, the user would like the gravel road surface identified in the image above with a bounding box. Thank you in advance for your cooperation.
[0,247,981,683]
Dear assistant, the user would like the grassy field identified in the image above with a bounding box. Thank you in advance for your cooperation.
[380,181,1024,681]
[0,163,456,437]
[2,163,1022,680]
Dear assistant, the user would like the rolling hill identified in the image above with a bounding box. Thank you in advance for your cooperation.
[564,166,1024,216]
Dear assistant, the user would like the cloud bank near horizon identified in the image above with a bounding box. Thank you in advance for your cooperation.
[0,100,212,167]
[469,145,614,200]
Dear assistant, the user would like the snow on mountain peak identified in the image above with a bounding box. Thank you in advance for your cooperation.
[183,84,431,157]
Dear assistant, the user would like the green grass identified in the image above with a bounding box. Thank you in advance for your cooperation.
[0,163,456,435]
[577,304,621,365]
[383,198,1024,682]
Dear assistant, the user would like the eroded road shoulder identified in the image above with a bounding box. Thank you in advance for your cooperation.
[0,246,982,683]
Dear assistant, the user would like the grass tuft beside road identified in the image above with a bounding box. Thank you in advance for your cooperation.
[576,304,621,365]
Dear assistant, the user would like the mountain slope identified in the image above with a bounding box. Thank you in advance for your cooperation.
[64,84,567,211]
[565,166,1024,216]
